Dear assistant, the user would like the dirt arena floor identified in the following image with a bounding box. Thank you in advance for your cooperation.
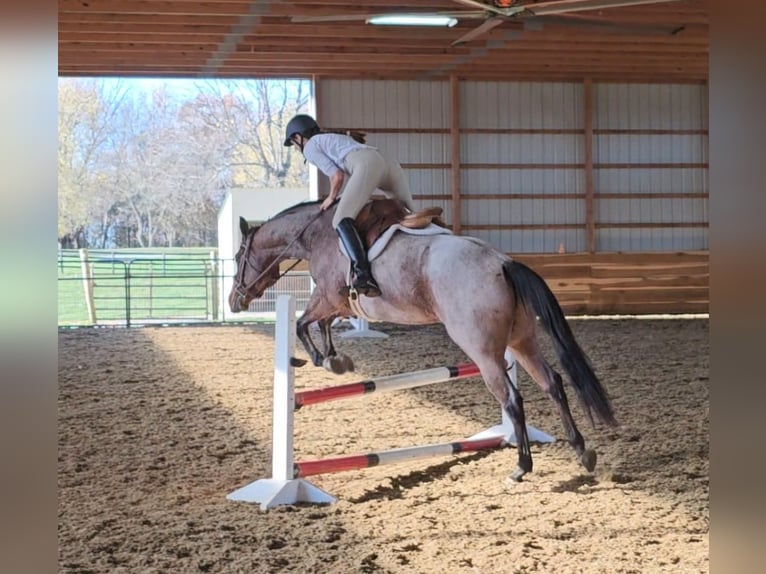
[58,316,708,574]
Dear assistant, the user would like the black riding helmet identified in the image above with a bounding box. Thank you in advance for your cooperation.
[284,114,320,147]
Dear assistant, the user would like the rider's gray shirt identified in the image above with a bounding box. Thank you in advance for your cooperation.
[302,133,376,177]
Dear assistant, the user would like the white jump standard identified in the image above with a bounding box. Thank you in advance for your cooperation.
[227,295,554,510]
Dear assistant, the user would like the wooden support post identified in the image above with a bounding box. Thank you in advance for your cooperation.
[450,74,462,236]
[209,251,219,321]
[584,78,596,253]
[79,248,97,324]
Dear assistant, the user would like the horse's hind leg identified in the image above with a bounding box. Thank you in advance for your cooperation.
[476,358,534,483]
[511,338,596,472]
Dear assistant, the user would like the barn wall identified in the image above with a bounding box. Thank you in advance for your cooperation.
[460,81,585,253]
[593,83,709,251]
[316,78,709,313]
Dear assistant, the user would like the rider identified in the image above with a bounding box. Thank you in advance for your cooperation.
[284,113,415,298]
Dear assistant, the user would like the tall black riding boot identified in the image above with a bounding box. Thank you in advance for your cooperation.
[336,217,381,298]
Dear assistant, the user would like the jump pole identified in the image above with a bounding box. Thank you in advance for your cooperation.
[293,353,555,445]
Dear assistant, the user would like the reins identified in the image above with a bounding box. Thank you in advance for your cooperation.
[234,207,325,298]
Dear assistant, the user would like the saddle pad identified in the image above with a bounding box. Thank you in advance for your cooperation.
[368,223,452,262]
[336,223,452,263]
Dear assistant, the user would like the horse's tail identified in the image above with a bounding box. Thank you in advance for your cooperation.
[503,260,617,427]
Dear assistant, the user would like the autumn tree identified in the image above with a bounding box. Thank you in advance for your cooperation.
[58,78,129,247]
[193,78,311,188]
[58,77,312,248]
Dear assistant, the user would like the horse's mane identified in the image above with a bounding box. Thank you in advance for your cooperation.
[269,199,322,220]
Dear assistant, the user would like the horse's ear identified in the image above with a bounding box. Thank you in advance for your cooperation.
[239,217,249,236]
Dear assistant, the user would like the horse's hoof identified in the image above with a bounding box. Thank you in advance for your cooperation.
[323,356,348,375]
[340,354,355,372]
[290,357,308,368]
[581,449,597,472]
[506,467,527,485]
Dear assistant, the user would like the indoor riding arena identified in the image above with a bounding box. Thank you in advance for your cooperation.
[58,1,709,572]
[58,316,708,573]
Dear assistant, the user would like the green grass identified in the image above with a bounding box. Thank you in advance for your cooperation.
[58,249,221,325]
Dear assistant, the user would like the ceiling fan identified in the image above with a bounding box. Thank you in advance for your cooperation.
[290,0,686,46]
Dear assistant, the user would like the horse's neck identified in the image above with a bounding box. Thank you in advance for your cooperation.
[269,210,328,260]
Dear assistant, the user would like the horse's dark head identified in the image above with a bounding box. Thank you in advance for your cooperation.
[228,217,281,313]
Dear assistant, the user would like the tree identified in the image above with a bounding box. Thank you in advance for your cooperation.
[58,77,313,248]
[193,79,311,188]
[58,78,130,247]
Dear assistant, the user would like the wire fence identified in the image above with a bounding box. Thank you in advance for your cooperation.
[57,249,312,327]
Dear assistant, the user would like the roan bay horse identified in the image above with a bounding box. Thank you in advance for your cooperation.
[229,199,617,483]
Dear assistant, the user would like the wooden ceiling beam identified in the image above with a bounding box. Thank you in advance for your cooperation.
[58,33,707,57]
[58,67,707,83]
[59,58,707,77]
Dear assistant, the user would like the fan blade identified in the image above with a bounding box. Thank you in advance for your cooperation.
[527,0,685,17]
[451,0,526,17]
[451,17,506,46]
[534,13,686,35]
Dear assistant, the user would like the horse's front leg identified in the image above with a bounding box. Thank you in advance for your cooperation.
[318,316,355,374]
[295,293,353,375]
[296,314,324,368]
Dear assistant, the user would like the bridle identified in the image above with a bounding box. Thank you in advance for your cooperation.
[233,208,325,303]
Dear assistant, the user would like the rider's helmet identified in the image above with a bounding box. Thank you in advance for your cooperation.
[284,114,320,147]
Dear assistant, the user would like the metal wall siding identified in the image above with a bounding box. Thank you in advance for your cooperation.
[461,134,582,163]
[366,133,449,164]
[595,168,707,194]
[463,168,584,195]
[471,229,585,253]
[595,134,706,164]
[464,198,583,224]
[594,83,708,129]
[320,80,449,128]
[598,198,707,223]
[593,83,708,251]
[459,81,584,252]
[317,79,707,253]
[461,81,583,129]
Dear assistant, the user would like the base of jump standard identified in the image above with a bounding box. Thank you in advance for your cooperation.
[227,295,555,510]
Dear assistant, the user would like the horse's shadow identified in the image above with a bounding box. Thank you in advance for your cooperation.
[348,450,497,504]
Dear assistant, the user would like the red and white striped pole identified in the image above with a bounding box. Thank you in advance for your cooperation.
[295,363,480,408]
[294,436,506,478]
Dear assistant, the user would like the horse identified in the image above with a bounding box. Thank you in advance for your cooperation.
[228,199,617,483]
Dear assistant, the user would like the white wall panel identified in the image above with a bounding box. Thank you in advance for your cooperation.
[319,80,449,128]
[595,134,707,164]
[460,81,584,252]
[315,78,707,254]
[593,83,708,251]
[596,168,708,194]
[461,134,582,164]
[594,83,708,129]
[461,81,583,128]
[365,133,449,164]
[598,198,708,223]
[471,229,586,253]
